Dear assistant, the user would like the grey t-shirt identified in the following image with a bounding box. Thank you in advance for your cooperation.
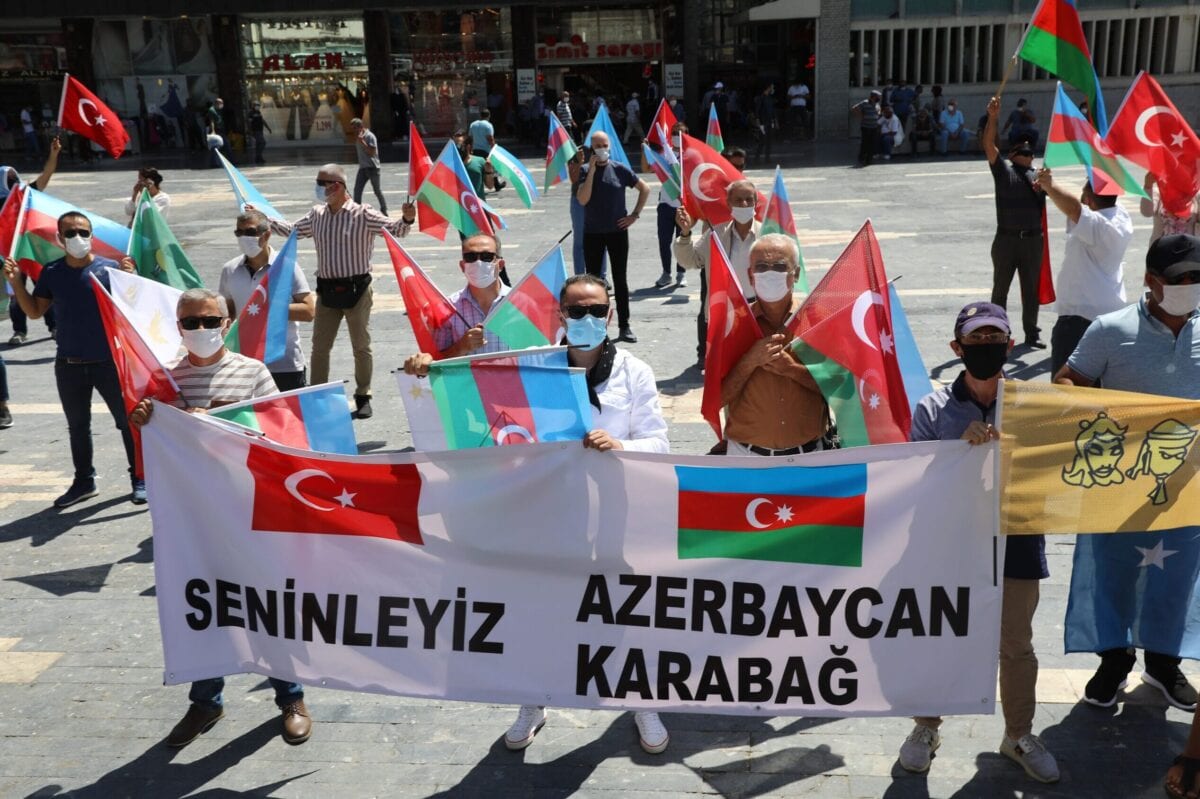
[218,249,311,373]
[356,130,381,168]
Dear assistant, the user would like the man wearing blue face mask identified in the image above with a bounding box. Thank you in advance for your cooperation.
[2,137,62,345]
[502,271,669,755]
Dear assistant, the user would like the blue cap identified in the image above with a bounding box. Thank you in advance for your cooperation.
[955,301,1010,337]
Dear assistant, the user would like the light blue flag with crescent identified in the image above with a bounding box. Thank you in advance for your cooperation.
[584,102,632,168]
[217,150,284,221]
[888,283,932,415]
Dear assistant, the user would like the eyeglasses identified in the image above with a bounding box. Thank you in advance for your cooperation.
[61,229,92,239]
[959,331,1010,345]
[1164,271,1200,286]
[315,179,343,187]
[564,304,609,319]
[179,315,225,330]
[751,261,791,273]
[234,228,263,237]
[462,251,497,263]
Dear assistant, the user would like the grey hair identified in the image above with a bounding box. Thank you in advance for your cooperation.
[319,163,347,183]
[726,178,756,199]
[752,233,800,267]
[177,288,229,317]
[237,209,268,232]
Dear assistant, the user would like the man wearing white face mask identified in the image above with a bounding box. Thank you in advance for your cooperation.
[503,272,669,755]
[3,211,142,508]
[674,179,762,367]
[720,234,830,457]
[1054,234,1200,714]
[218,210,316,391]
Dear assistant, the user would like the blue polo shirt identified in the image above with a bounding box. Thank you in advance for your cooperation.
[578,161,639,234]
[1068,298,1200,398]
[911,371,1049,580]
[32,256,117,362]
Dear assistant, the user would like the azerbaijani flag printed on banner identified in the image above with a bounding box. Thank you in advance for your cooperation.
[224,230,298,365]
[216,150,284,220]
[409,122,450,240]
[1045,83,1145,197]
[642,142,681,202]
[428,346,592,449]
[545,113,579,192]
[675,463,866,566]
[210,381,358,455]
[9,187,130,280]
[484,246,569,350]
[788,221,912,447]
[487,144,539,209]
[583,102,631,168]
[706,102,725,153]
[129,189,204,290]
[415,141,502,238]
[1017,0,1108,133]
[760,166,809,293]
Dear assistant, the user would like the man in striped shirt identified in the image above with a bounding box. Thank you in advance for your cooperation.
[265,163,415,420]
[129,288,314,748]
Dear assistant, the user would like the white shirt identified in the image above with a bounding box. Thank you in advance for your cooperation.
[124,191,172,223]
[788,84,809,108]
[879,114,903,144]
[21,109,33,133]
[593,348,669,453]
[218,247,312,372]
[673,219,762,302]
[1055,204,1134,320]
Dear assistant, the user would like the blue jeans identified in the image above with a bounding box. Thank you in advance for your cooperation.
[937,128,970,154]
[570,195,606,278]
[656,203,684,276]
[54,360,136,482]
[189,677,304,710]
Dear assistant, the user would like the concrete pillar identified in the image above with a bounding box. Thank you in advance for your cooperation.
[364,9,393,144]
[61,18,96,88]
[211,14,246,138]
[816,0,852,140]
[682,0,705,129]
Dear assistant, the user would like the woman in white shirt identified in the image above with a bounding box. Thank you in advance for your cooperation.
[124,167,171,225]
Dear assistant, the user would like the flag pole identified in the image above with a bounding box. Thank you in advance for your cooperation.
[56,73,69,128]
[557,229,572,245]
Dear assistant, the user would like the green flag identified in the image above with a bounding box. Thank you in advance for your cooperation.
[128,190,204,290]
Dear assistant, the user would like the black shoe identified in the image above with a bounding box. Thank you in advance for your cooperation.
[130,478,147,506]
[54,480,98,509]
[1024,338,1047,350]
[1083,655,1134,707]
[618,326,638,343]
[0,405,11,430]
[1143,667,1199,711]
[353,395,373,420]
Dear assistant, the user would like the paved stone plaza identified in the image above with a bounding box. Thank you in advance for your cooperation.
[0,144,1194,797]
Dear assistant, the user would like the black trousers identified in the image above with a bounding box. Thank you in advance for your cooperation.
[1050,315,1093,378]
[271,368,308,392]
[584,230,630,327]
[353,166,387,215]
[990,232,1043,340]
[859,127,880,165]
[697,266,708,361]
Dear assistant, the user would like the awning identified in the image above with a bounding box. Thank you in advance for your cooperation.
[739,0,821,23]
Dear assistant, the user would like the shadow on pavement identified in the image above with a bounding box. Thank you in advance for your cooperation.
[656,365,703,398]
[0,496,142,548]
[24,718,316,799]
[684,716,844,798]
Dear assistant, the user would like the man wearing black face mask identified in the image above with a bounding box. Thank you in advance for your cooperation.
[898,302,1058,784]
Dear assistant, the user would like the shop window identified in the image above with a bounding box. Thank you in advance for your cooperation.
[851,0,900,21]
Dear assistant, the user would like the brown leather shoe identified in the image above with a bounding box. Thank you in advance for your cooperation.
[166,703,224,747]
[280,699,312,744]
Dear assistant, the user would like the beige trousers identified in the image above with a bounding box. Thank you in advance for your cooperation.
[311,285,373,397]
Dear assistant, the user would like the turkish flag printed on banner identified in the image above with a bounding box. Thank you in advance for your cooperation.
[701,233,762,438]
[246,444,424,545]
[408,121,449,239]
[58,75,129,159]
[1106,72,1200,217]
[680,134,765,226]
[384,230,458,359]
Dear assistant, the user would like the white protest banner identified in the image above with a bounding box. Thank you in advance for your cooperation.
[144,403,1002,718]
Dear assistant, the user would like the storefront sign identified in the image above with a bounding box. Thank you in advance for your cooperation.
[0,68,65,82]
[261,53,346,72]
[411,49,498,72]
[664,64,683,96]
[516,69,537,103]
[536,35,664,63]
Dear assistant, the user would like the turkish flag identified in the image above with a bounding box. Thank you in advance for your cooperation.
[1106,72,1200,217]
[680,134,765,226]
[701,233,762,438]
[408,122,449,239]
[646,99,679,151]
[246,444,423,545]
[384,230,458,359]
[58,75,129,159]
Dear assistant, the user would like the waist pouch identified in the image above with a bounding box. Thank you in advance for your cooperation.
[316,274,371,309]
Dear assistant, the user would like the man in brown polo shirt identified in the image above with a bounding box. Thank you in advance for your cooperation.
[720,233,829,456]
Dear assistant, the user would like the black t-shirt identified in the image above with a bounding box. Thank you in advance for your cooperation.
[990,157,1045,230]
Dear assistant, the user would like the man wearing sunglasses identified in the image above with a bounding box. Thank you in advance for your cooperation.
[264,164,415,421]
[1054,234,1200,716]
[719,234,829,458]
[3,211,142,508]
[129,288,312,749]
[218,210,316,391]
[504,272,669,755]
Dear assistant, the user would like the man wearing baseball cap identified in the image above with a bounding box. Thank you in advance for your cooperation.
[898,301,1058,784]
[1055,234,1200,713]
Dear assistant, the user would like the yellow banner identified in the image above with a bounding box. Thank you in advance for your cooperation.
[1000,380,1200,535]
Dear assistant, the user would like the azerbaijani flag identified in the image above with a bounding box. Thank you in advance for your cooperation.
[583,102,631,167]
[1046,83,1145,197]
[706,102,725,153]
[484,245,569,350]
[210,381,357,456]
[675,463,866,566]
[428,346,592,449]
[545,114,579,192]
[415,141,502,238]
[487,144,539,208]
[8,187,130,280]
[128,189,204,290]
[216,149,284,220]
[642,142,681,202]
[760,166,809,293]
[1017,0,1108,133]
[224,230,297,365]
[409,121,450,240]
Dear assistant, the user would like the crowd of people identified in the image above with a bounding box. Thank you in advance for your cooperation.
[2,86,1199,796]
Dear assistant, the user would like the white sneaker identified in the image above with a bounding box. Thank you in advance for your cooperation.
[504,705,546,750]
[634,711,669,754]
[675,273,688,288]
[898,724,940,773]
[654,273,673,288]
[882,154,891,160]
[1000,734,1060,783]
